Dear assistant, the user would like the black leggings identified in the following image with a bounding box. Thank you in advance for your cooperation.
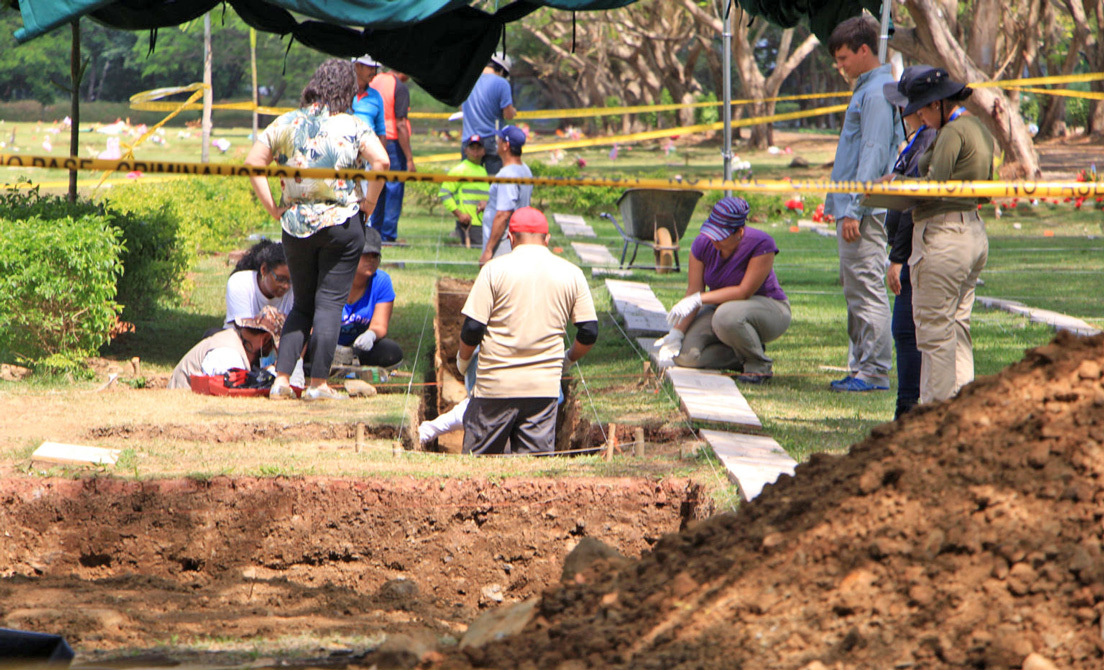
[355,337,404,367]
[279,218,363,379]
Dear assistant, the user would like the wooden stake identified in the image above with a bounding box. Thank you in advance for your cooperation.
[642,361,651,376]
[604,423,617,462]
[355,423,365,453]
[633,427,645,457]
[130,357,141,376]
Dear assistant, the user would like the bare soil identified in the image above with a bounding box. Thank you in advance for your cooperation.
[0,477,705,663]
[437,332,1104,670]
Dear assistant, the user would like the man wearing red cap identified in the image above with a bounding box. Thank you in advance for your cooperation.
[456,207,598,455]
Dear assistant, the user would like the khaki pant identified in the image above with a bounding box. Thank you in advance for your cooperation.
[674,297,791,375]
[838,214,893,383]
[909,210,988,404]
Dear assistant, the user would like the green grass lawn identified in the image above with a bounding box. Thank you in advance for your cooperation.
[5,121,1102,502]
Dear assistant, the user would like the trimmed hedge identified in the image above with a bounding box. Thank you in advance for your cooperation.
[0,212,124,371]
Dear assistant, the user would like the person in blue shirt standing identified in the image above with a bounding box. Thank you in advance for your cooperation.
[460,51,517,176]
[823,16,903,393]
[351,55,386,137]
[335,227,403,368]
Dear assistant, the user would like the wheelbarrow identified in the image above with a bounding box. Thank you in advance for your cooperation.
[599,188,703,273]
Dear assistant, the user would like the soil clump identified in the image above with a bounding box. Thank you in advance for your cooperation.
[439,332,1104,669]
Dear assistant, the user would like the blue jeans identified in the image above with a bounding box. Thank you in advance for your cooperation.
[892,263,921,418]
[369,140,405,241]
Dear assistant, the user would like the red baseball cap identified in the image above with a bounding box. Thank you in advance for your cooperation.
[508,206,549,234]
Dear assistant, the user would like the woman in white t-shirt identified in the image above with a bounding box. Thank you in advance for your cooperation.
[225,239,294,324]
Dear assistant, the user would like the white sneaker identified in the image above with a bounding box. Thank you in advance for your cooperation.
[302,385,342,402]
[269,379,295,400]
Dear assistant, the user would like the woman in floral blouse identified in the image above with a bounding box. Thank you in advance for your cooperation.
[246,58,390,401]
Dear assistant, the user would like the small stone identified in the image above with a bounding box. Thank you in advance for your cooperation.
[1027,443,1050,468]
[561,537,627,582]
[480,583,505,604]
[761,532,785,549]
[1077,360,1101,380]
[344,379,377,397]
[460,597,539,649]
[1022,652,1060,670]
[858,463,885,494]
[379,577,419,601]
[1007,563,1037,596]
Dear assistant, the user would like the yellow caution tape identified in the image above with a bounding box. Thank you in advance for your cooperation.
[127,71,1104,125]
[1009,87,1104,101]
[5,153,1103,199]
[417,103,850,163]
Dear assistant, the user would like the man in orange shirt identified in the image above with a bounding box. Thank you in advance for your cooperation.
[368,69,415,243]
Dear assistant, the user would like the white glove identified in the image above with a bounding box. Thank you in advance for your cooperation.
[353,329,377,352]
[417,421,435,445]
[562,351,576,375]
[666,292,702,326]
[654,329,684,365]
[456,350,472,375]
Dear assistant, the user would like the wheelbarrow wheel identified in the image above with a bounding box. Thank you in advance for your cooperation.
[654,227,675,274]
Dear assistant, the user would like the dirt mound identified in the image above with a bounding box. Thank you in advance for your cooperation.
[443,332,1104,670]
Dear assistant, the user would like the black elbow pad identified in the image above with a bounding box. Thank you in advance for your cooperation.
[460,317,487,346]
[574,320,598,345]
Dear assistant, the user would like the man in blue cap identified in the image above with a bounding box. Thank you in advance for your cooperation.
[478,125,533,265]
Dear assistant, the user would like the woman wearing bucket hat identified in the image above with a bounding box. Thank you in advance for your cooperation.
[169,306,285,390]
[881,66,939,419]
[654,196,791,385]
[901,68,995,404]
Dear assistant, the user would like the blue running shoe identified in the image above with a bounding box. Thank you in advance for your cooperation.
[830,376,889,392]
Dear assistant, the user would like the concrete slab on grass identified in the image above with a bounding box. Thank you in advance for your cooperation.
[977,297,1101,336]
[605,279,669,336]
[32,441,120,467]
[571,242,618,267]
[552,213,596,238]
[665,367,761,429]
[592,267,632,278]
[700,429,797,501]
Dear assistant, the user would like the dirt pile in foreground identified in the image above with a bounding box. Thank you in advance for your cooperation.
[444,332,1104,670]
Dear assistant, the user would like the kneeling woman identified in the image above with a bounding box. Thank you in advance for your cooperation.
[656,196,791,384]
[337,227,404,367]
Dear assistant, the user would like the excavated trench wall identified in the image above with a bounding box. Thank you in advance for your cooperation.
[427,277,587,454]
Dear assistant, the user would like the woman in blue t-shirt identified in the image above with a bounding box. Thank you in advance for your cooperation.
[336,227,404,368]
[654,196,791,384]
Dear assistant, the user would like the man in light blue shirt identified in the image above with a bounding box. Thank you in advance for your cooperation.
[824,16,903,393]
[461,51,517,176]
[351,55,385,137]
[479,125,532,265]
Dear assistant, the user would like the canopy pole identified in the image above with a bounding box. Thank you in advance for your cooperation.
[877,1,891,64]
[722,0,733,197]
[69,19,80,203]
[201,13,212,164]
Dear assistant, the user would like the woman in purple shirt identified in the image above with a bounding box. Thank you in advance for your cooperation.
[655,196,791,384]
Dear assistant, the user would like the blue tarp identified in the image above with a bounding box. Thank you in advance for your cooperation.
[11,0,640,105]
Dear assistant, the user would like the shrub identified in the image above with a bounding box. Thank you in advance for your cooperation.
[528,162,620,216]
[696,92,719,126]
[1066,96,1089,130]
[0,184,189,319]
[0,213,124,369]
[103,177,266,255]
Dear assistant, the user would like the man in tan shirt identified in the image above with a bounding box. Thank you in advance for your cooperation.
[457,207,598,455]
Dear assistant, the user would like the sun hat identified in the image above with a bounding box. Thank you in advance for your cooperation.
[353,54,380,68]
[699,196,750,242]
[234,305,285,347]
[902,68,972,117]
[497,125,526,153]
[508,206,549,234]
[362,226,382,255]
[883,65,936,109]
[490,51,513,75]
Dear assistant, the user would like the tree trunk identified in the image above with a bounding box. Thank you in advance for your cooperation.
[1036,1,1089,138]
[1080,0,1104,138]
[895,0,1041,178]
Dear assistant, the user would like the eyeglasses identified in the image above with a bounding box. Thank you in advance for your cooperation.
[270,272,292,286]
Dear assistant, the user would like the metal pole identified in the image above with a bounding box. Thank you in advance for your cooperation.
[68,20,80,203]
[722,0,733,196]
[877,0,891,64]
[201,13,212,164]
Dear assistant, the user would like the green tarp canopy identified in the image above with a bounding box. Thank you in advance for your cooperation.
[10,0,638,105]
[735,0,884,42]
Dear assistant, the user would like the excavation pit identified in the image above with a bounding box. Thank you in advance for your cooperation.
[0,476,704,661]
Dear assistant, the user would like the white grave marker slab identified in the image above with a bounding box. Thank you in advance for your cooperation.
[700,429,797,501]
[665,367,761,429]
[605,279,669,336]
